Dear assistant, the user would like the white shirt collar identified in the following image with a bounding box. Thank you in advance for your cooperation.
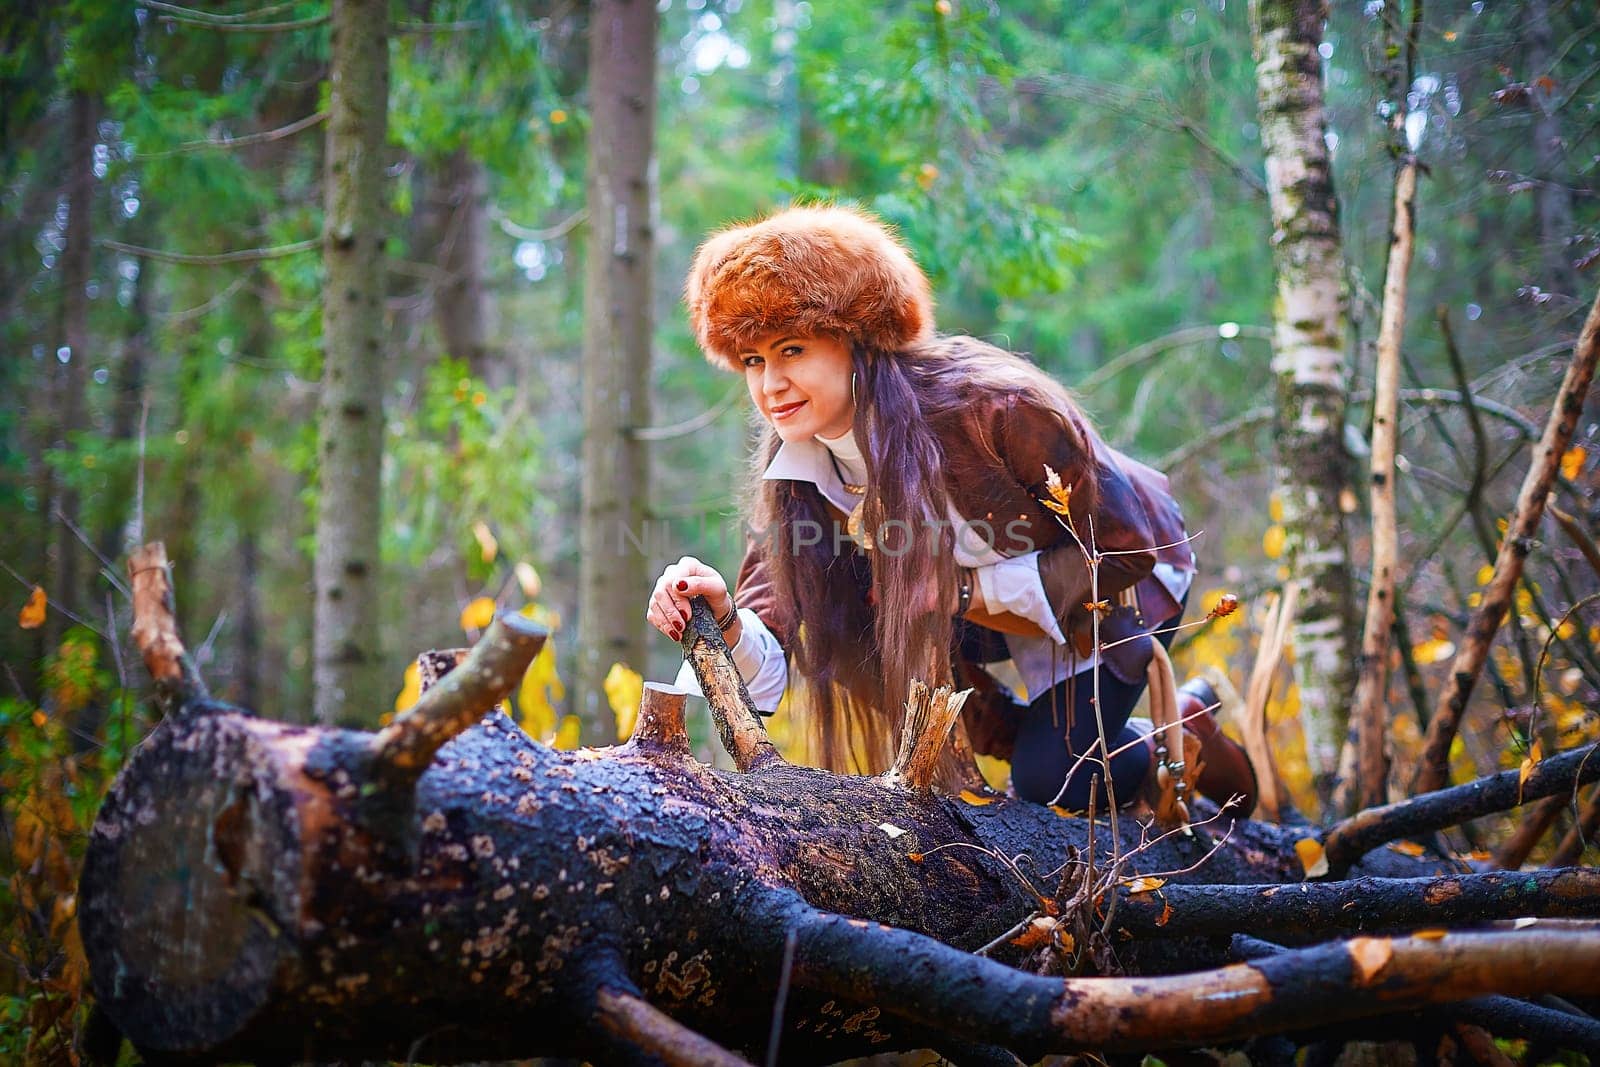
[762,433,866,514]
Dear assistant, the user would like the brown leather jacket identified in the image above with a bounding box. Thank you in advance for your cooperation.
[734,384,1192,702]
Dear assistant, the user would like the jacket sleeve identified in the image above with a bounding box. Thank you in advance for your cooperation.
[997,393,1157,635]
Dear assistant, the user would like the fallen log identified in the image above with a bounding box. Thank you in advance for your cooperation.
[78,545,1600,1064]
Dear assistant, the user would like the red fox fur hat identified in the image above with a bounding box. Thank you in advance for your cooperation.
[685,203,936,372]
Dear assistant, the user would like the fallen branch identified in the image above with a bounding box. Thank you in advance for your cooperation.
[1413,283,1600,794]
[1112,868,1600,939]
[1494,794,1566,869]
[1325,744,1600,876]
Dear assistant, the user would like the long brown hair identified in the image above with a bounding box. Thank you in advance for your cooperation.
[749,334,1100,774]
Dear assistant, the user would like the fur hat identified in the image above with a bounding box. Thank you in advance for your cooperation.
[684,204,935,372]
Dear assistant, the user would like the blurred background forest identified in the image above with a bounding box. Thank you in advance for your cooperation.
[3,0,1600,1058]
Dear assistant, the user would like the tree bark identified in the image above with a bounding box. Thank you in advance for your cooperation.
[46,89,99,654]
[422,149,497,385]
[1250,0,1359,809]
[576,0,658,744]
[79,546,1600,1064]
[314,0,391,726]
[1346,146,1421,813]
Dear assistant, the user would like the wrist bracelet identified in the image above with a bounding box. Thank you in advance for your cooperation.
[715,598,739,633]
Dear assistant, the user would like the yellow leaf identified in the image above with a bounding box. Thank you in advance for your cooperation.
[915,162,940,190]
[958,789,995,806]
[31,709,47,728]
[394,660,421,714]
[472,521,498,564]
[1049,804,1077,818]
[553,714,581,750]
[1295,837,1329,877]
[549,108,568,124]
[1348,938,1393,984]
[1467,592,1483,608]
[1042,464,1073,513]
[1268,493,1284,523]
[517,642,564,740]
[1262,525,1286,560]
[1410,638,1456,665]
[1388,840,1427,857]
[1561,445,1586,481]
[1518,739,1542,802]
[907,852,925,862]
[459,596,497,632]
[1125,876,1166,894]
[514,561,542,599]
[1443,29,1457,41]
[1010,916,1057,949]
[1413,928,1448,940]
[1476,564,1494,586]
[604,662,644,741]
[18,586,45,629]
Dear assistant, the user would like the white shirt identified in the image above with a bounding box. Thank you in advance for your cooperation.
[673,430,1193,710]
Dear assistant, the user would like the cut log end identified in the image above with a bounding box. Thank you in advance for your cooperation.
[623,683,691,757]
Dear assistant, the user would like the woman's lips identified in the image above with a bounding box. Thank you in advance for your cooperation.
[770,400,807,420]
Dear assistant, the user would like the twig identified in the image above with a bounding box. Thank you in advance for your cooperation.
[489,205,588,242]
[51,505,131,599]
[101,237,320,266]
[1494,794,1566,870]
[135,110,328,159]
[1549,501,1600,581]
[632,378,746,441]
[765,930,797,1067]
[1076,324,1273,396]
[1412,284,1600,794]
[137,0,305,22]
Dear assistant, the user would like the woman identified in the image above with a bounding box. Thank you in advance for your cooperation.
[646,204,1255,814]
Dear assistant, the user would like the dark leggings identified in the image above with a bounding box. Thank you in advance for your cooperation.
[1008,617,1180,811]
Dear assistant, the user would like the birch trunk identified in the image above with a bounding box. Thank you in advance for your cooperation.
[576,0,658,744]
[1250,0,1358,808]
[314,0,391,726]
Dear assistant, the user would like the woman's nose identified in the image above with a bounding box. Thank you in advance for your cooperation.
[761,364,789,396]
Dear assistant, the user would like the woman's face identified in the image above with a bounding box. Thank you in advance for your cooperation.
[740,332,856,442]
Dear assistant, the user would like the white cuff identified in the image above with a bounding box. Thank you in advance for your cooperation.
[974,552,1068,646]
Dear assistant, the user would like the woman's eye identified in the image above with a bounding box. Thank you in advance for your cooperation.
[781,345,802,357]
[742,356,763,368]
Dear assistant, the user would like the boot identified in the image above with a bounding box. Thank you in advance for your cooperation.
[1175,678,1258,818]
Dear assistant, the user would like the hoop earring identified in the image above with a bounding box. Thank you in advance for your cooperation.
[851,371,858,407]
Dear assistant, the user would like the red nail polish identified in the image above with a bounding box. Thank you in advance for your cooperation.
[677,581,688,591]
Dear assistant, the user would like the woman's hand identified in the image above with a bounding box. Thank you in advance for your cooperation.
[645,556,734,643]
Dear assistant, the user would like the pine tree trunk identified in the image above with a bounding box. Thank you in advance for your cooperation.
[314,0,391,726]
[1250,0,1358,809]
[428,149,497,385]
[576,0,658,744]
[47,90,99,653]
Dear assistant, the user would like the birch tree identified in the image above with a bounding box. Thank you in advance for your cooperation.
[1250,0,1358,807]
[313,0,391,725]
[576,0,659,743]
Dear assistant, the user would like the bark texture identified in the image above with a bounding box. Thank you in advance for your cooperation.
[1250,0,1358,807]
[576,0,659,743]
[314,0,391,726]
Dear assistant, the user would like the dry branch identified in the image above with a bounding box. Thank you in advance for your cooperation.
[1413,284,1600,793]
[126,542,208,712]
[679,596,784,772]
[1325,743,1600,876]
[883,682,970,793]
[1494,793,1566,869]
[1347,146,1420,812]
[370,613,548,786]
